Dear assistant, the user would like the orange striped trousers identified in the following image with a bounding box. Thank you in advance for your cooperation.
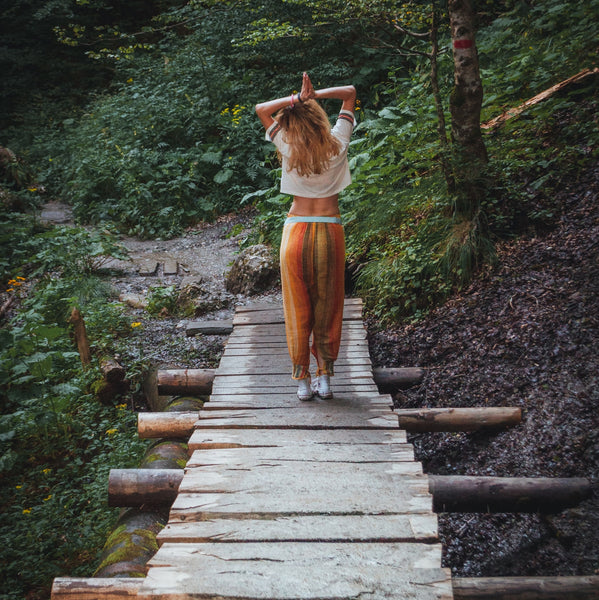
[280,217,345,379]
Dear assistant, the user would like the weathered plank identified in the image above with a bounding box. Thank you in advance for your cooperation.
[139,543,452,599]
[186,440,415,465]
[174,463,427,516]
[202,393,392,411]
[185,320,233,336]
[187,427,408,449]
[193,407,398,429]
[157,513,439,544]
[232,304,363,326]
[51,578,143,600]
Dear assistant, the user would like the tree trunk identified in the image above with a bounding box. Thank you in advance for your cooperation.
[429,476,592,513]
[430,0,455,192]
[448,0,488,217]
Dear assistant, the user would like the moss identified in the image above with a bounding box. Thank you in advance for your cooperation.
[94,527,160,576]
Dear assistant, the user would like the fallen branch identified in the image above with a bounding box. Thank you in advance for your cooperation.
[481,67,599,131]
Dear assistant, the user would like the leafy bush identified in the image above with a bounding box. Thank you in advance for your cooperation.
[0,217,148,600]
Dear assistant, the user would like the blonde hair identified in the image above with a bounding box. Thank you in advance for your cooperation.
[274,100,341,177]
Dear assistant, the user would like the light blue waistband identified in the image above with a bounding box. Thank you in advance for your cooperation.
[285,216,342,225]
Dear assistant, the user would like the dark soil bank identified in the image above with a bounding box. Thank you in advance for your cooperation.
[368,163,599,577]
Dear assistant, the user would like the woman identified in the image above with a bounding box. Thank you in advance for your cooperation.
[255,73,356,401]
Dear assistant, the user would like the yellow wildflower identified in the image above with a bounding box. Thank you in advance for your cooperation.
[42,468,51,475]
[106,428,118,435]
[23,508,31,514]
[131,322,142,328]
[44,495,52,502]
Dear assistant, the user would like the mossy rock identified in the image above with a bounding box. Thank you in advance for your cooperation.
[166,396,206,412]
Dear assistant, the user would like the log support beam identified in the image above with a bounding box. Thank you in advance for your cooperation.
[107,469,592,514]
[108,469,183,507]
[156,366,425,396]
[453,575,599,599]
[396,407,522,432]
[430,475,592,513]
[138,411,198,439]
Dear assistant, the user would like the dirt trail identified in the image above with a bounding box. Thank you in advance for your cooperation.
[40,203,281,368]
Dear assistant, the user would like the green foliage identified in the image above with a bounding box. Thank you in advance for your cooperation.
[146,284,178,315]
[0,216,148,600]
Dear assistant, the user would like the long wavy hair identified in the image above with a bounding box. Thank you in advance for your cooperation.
[274,99,341,177]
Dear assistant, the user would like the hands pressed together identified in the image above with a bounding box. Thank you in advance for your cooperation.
[299,72,315,102]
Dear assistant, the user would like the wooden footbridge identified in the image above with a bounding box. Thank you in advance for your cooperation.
[52,299,599,599]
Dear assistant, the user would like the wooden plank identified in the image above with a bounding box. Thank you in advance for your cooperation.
[187,427,408,448]
[163,259,178,275]
[221,347,369,358]
[157,513,439,544]
[217,356,373,370]
[212,368,378,382]
[186,320,233,336]
[193,406,397,429]
[51,578,143,600]
[173,462,428,519]
[232,305,363,326]
[140,543,452,599]
[229,323,366,336]
[202,392,392,410]
[186,441,415,464]
[235,297,362,313]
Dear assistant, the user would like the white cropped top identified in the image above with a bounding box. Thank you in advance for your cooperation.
[265,109,355,197]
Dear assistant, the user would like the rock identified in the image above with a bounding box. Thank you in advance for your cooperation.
[119,292,148,309]
[178,282,232,317]
[225,244,279,296]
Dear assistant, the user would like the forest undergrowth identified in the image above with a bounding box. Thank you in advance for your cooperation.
[368,161,599,576]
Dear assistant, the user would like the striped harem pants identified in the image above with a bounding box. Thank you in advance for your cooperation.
[280,215,345,380]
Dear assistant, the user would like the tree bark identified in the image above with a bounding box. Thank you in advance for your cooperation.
[430,0,455,192]
[453,575,599,599]
[448,0,488,217]
[429,476,592,513]
[396,407,521,432]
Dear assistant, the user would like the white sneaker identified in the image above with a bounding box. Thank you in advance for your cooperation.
[311,375,333,399]
[296,377,314,401]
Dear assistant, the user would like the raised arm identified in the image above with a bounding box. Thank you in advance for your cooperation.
[255,72,356,130]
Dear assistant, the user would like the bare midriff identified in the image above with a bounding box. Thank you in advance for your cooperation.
[289,195,340,217]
